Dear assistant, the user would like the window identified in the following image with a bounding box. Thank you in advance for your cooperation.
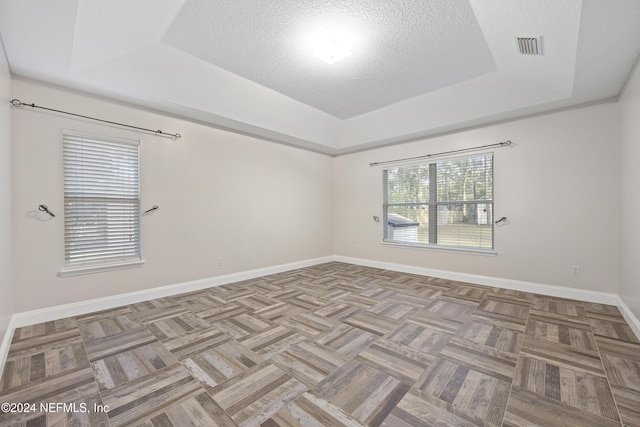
[61,132,142,275]
[383,153,494,251]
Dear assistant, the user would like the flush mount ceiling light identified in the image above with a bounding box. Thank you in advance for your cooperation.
[310,29,354,64]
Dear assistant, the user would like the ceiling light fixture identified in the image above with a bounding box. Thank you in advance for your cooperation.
[311,29,353,65]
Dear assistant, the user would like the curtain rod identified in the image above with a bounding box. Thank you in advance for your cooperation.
[369,140,512,167]
[9,99,181,140]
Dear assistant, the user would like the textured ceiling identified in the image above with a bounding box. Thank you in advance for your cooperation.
[1,0,640,155]
[162,0,496,119]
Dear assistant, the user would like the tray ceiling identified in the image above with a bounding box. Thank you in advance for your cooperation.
[1,0,639,154]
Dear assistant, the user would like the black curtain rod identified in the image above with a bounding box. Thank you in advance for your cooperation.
[369,140,512,167]
[10,99,181,140]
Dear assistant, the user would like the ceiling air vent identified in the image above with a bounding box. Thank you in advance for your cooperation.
[515,36,542,55]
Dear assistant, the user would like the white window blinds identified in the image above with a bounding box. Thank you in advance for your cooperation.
[63,133,141,268]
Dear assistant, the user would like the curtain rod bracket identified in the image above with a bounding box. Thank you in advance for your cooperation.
[38,204,55,217]
[10,98,181,140]
[144,205,159,214]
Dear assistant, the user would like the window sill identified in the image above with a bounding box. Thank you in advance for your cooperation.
[59,259,145,277]
[381,240,497,256]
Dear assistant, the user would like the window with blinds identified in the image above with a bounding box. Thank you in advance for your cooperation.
[62,132,141,272]
[383,153,494,251]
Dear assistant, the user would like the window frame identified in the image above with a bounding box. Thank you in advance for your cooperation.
[381,152,496,255]
[59,130,144,277]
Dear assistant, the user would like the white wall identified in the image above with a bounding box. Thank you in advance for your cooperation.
[620,60,640,319]
[6,70,631,316]
[0,38,13,346]
[10,77,334,312]
[335,102,620,294]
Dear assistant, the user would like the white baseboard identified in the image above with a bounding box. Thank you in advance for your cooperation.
[337,256,640,340]
[3,255,639,377]
[11,256,335,328]
[616,297,640,340]
[335,256,619,305]
[11,255,628,327]
[0,316,15,376]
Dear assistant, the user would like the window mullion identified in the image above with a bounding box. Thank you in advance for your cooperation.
[428,162,437,244]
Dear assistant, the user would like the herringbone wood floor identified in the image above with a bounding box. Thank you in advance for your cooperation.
[1,262,639,426]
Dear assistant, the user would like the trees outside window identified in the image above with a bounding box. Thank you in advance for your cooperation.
[383,153,493,250]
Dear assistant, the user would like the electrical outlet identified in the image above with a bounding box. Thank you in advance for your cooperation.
[217,257,223,267]
[571,265,581,276]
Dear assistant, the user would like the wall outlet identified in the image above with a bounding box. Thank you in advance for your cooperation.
[571,265,581,276]
[217,257,223,267]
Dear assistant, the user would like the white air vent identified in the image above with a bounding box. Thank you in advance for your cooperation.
[515,36,542,55]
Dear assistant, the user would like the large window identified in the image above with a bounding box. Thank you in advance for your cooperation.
[383,153,494,251]
[61,132,142,275]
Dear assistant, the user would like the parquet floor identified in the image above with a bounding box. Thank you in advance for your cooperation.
[1,262,639,426]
